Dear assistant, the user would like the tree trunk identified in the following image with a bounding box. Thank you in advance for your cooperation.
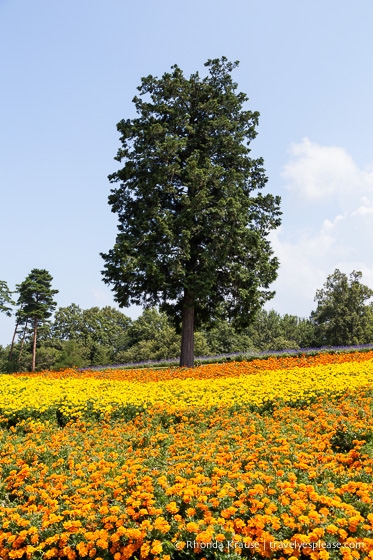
[32,318,37,372]
[8,318,19,360]
[18,318,29,364]
[180,291,194,367]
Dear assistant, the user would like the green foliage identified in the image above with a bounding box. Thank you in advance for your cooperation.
[51,303,84,340]
[193,331,210,357]
[330,422,373,453]
[8,295,368,372]
[0,280,14,317]
[125,308,171,346]
[52,340,90,369]
[266,336,299,352]
[101,57,281,366]
[51,305,132,366]
[3,338,91,372]
[81,306,131,349]
[117,309,210,362]
[0,345,7,371]
[14,269,58,371]
[311,269,373,346]
[246,309,315,351]
[31,341,62,371]
[202,320,254,354]
[16,269,58,323]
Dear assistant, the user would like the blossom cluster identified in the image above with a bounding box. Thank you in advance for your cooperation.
[0,352,373,559]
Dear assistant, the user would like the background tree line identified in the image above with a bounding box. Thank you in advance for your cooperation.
[1,268,373,372]
[3,60,372,372]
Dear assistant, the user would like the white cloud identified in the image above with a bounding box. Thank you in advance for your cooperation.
[352,206,373,216]
[322,214,345,230]
[282,138,373,204]
[267,140,373,317]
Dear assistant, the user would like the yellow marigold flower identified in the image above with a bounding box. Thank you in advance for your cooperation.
[140,542,151,556]
[44,548,58,559]
[150,540,163,555]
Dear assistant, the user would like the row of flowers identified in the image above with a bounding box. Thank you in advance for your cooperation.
[13,349,373,382]
[1,354,373,424]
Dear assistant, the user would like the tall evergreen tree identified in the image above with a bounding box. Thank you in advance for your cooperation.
[101,57,281,366]
[16,269,58,371]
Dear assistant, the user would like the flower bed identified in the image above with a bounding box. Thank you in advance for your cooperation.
[1,352,373,559]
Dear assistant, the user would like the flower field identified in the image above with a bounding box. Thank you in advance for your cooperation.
[1,352,373,559]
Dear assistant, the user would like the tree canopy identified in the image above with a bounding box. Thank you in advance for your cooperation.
[51,304,132,365]
[311,269,373,346]
[101,57,281,366]
[0,280,14,317]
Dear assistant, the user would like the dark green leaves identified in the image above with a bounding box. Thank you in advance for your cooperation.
[0,280,14,317]
[311,269,373,346]
[16,269,58,322]
[101,57,281,363]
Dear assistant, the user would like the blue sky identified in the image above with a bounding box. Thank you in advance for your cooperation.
[1,0,373,346]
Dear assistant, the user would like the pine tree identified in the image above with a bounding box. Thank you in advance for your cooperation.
[16,269,58,371]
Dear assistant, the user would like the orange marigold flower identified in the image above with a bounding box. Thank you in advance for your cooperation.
[126,528,143,540]
[186,522,199,533]
[216,534,225,542]
[166,502,179,514]
[153,517,171,534]
[76,542,89,557]
[140,542,151,557]
[96,539,109,549]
